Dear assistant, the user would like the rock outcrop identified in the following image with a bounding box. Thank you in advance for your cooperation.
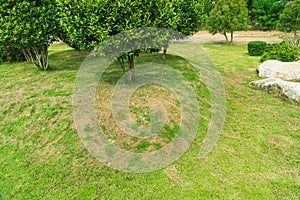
[257,60,300,82]
[250,78,300,103]
[251,60,300,103]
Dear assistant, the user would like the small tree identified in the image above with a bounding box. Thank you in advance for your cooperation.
[277,0,300,37]
[0,1,58,70]
[206,0,248,44]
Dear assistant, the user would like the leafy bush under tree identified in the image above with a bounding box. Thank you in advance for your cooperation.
[248,41,267,56]
[260,42,299,62]
[0,45,25,63]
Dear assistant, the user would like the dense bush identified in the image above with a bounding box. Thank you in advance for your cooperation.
[0,45,25,63]
[248,41,267,56]
[251,0,288,30]
[260,42,299,62]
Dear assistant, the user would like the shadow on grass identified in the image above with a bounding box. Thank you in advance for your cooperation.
[47,47,196,86]
[99,53,198,86]
[48,49,89,71]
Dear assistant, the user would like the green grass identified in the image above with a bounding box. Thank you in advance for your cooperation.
[0,43,299,199]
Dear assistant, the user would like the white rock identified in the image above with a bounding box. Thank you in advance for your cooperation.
[257,60,300,81]
[250,78,300,103]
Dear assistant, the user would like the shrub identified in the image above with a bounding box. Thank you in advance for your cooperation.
[0,45,25,63]
[260,42,299,62]
[279,33,300,48]
[248,41,267,56]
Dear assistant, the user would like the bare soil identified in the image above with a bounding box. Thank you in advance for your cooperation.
[191,30,283,44]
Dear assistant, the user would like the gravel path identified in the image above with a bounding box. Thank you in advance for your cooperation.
[191,30,283,44]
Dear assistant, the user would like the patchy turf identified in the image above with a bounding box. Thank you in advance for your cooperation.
[95,52,208,153]
[0,43,299,199]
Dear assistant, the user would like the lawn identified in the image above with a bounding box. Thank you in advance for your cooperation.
[0,43,299,199]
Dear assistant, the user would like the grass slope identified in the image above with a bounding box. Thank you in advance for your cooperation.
[0,43,299,199]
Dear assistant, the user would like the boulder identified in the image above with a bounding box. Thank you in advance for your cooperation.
[257,60,300,81]
[250,78,300,103]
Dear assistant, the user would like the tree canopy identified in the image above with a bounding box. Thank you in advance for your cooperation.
[57,0,205,50]
[57,0,205,78]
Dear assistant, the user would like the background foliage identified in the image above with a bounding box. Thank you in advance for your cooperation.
[277,0,300,37]
[251,0,288,30]
[0,45,25,63]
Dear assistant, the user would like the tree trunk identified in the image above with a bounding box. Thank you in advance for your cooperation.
[21,47,33,62]
[163,48,167,61]
[223,32,229,43]
[230,31,234,45]
[32,46,49,70]
[74,45,81,51]
[21,46,48,70]
[128,55,134,81]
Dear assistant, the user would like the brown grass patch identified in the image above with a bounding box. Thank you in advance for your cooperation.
[95,80,181,153]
